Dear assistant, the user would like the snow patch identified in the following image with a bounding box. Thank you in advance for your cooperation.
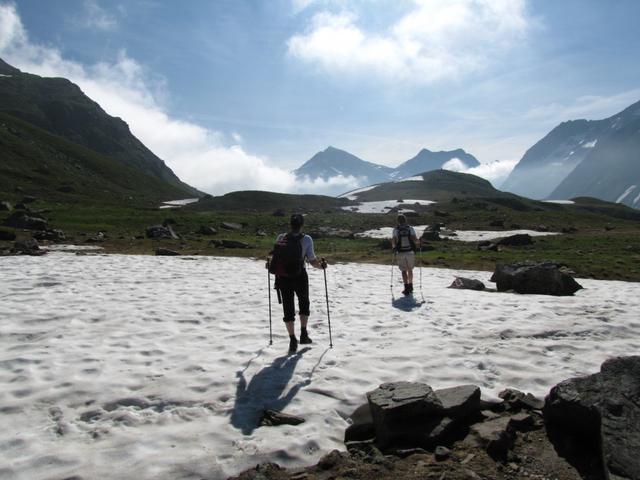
[0,74,12,77]
[395,175,424,182]
[616,185,637,203]
[0,254,638,480]
[544,200,575,205]
[582,139,598,148]
[343,199,435,214]
[159,198,199,209]
[337,185,377,200]
[356,227,559,241]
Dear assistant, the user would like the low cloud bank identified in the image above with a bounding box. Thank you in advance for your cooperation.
[0,3,355,196]
[442,157,517,188]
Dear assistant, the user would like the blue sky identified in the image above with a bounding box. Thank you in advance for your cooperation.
[1,0,639,195]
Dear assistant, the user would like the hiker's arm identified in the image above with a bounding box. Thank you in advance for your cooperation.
[310,258,327,269]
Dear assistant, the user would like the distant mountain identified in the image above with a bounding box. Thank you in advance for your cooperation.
[0,58,199,199]
[294,145,482,195]
[502,99,640,207]
[293,146,394,185]
[550,101,640,208]
[392,148,480,180]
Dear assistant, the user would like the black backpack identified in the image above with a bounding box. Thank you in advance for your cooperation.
[396,225,416,253]
[269,233,304,277]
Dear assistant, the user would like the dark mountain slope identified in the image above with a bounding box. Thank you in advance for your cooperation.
[393,148,480,179]
[0,58,199,197]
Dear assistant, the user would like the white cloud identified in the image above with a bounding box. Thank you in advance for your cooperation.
[524,89,640,124]
[80,0,118,31]
[287,0,531,83]
[441,157,467,171]
[465,159,518,188]
[0,3,352,196]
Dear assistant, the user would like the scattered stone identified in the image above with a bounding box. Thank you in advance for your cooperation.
[468,416,515,460]
[435,385,481,418]
[221,222,243,231]
[13,238,42,255]
[155,248,179,256]
[86,232,105,243]
[0,201,11,211]
[33,229,66,242]
[448,278,485,291]
[499,388,544,411]
[260,409,305,427]
[197,226,217,235]
[3,211,48,230]
[490,261,583,296]
[256,229,267,237]
[496,234,533,247]
[544,356,640,480]
[210,240,250,249]
[434,446,451,461]
[146,225,179,240]
[367,381,443,448]
[0,229,16,241]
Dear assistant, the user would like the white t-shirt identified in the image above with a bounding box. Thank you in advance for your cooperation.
[275,233,317,266]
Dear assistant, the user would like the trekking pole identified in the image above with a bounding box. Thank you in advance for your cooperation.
[266,257,273,345]
[390,252,396,291]
[322,258,333,348]
[419,243,425,302]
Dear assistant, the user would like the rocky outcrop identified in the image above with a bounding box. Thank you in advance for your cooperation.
[3,211,48,230]
[33,229,66,242]
[490,261,583,296]
[449,277,485,291]
[146,225,179,240]
[13,238,45,255]
[544,356,640,480]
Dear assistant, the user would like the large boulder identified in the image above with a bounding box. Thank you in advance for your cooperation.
[3,211,48,230]
[490,261,582,296]
[13,238,41,254]
[33,229,66,242]
[366,381,443,448]
[544,356,640,480]
[497,234,533,247]
[449,277,485,291]
[145,225,179,240]
[435,385,481,419]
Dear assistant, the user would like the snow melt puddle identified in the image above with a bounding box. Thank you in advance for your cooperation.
[342,199,435,214]
[1,254,639,480]
[356,227,559,242]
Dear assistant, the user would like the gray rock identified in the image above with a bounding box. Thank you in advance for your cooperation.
[435,385,481,419]
[448,278,485,291]
[434,445,451,461]
[197,226,217,235]
[344,403,375,442]
[477,240,499,252]
[146,225,179,240]
[499,388,544,410]
[3,211,48,230]
[0,201,12,211]
[220,222,243,230]
[469,416,515,460]
[490,261,583,296]
[0,229,16,241]
[260,409,305,427]
[33,229,66,242]
[13,238,42,254]
[544,356,640,480]
[155,248,179,256]
[497,233,533,246]
[210,239,250,249]
[367,381,443,448]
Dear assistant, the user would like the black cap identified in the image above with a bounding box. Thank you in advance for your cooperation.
[290,213,304,228]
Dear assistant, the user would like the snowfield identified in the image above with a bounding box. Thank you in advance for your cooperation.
[1,253,639,480]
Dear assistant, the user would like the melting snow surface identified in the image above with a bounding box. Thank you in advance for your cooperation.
[616,185,637,203]
[342,199,435,214]
[1,254,639,480]
[355,228,559,241]
[582,139,598,148]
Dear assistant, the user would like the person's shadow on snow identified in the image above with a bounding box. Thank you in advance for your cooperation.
[391,293,425,312]
[231,348,311,435]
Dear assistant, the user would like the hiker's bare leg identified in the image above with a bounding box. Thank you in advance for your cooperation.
[407,269,414,284]
[402,271,408,283]
[300,314,308,329]
[285,321,295,336]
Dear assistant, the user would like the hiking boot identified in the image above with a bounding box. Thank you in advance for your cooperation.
[402,284,410,295]
[288,336,298,354]
[409,283,414,293]
[300,328,312,344]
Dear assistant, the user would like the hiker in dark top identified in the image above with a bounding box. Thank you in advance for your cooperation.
[269,214,327,353]
[392,214,419,295]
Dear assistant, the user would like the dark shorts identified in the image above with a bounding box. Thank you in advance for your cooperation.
[276,270,310,323]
